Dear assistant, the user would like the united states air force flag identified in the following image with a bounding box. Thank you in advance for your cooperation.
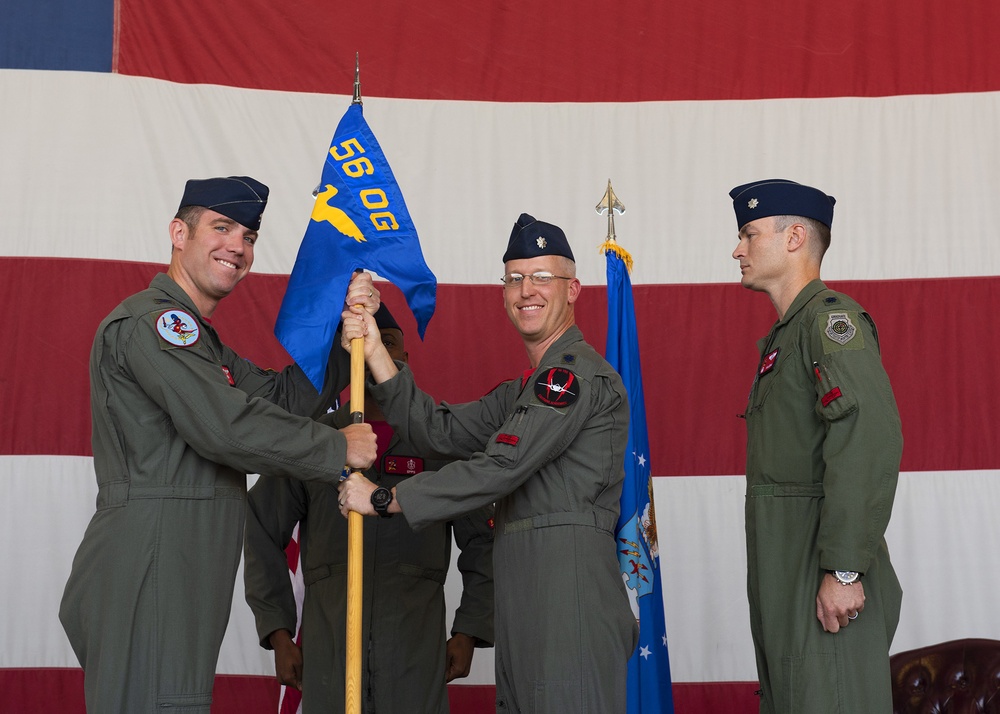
[605,247,675,713]
[275,102,437,390]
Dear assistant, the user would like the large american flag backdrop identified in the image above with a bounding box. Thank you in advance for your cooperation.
[2,1,999,712]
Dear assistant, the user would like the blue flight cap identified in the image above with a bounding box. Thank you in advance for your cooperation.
[729,179,836,230]
[502,213,575,263]
[178,176,270,231]
[374,303,402,334]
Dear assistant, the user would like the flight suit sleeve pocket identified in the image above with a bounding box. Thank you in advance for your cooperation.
[483,405,531,467]
[812,360,858,422]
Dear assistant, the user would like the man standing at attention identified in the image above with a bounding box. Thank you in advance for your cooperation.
[60,176,379,713]
[338,213,638,713]
[730,178,903,713]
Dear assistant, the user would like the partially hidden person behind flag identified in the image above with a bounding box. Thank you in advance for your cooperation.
[59,176,380,714]
[337,213,639,713]
[244,301,496,713]
[730,179,903,713]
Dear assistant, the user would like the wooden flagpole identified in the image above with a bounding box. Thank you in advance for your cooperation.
[345,54,365,714]
[345,331,365,713]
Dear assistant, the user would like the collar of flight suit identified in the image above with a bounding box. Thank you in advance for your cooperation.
[777,278,828,326]
[149,272,208,322]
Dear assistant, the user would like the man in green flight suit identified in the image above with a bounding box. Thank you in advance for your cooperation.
[243,302,495,713]
[730,178,904,713]
[59,176,380,713]
[337,214,639,713]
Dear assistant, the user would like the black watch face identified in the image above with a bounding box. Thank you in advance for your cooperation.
[371,488,392,509]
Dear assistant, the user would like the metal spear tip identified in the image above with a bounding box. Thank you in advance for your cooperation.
[595,179,626,216]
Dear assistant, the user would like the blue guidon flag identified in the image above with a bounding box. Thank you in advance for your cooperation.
[276,102,437,391]
[605,245,675,714]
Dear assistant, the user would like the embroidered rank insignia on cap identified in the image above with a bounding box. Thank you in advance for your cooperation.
[534,367,578,407]
[385,455,424,475]
[496,433,519,446]
[156,310,200,347]
[759,348,779,377]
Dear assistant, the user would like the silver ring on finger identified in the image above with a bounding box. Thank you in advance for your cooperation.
[848,612,859,620]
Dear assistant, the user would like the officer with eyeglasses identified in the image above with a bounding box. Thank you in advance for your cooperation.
[337,212,639,713]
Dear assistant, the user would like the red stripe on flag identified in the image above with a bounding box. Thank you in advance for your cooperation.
[2,258,998,475]
[116,0,1000,101]
[0,670,760,714]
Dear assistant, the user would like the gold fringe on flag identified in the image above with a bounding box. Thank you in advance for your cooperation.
[599,238,634,274]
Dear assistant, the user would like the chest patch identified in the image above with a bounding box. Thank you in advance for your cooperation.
[758,348,779,377]
[534,367,579,407]
[156,309,200,347]
[384,455,424,475]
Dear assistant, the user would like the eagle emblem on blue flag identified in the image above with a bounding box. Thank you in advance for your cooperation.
[275,103,437,391]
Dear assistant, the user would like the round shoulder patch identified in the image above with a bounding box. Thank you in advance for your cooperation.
[534,367,579,407]
[156,309,200,347]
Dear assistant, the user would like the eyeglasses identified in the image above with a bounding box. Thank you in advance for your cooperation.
[500,272,573,288]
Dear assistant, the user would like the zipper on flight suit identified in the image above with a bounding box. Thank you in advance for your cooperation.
[742,328,780,419]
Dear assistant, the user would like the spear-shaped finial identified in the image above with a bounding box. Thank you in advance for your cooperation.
[352,53,362,105]
[596,179,632,272]
[595,179,625,242]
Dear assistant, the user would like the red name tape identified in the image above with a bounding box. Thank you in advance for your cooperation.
[822,387,843,407]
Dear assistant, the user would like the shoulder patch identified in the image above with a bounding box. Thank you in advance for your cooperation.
[534,367,579,407]
[156,309,200,347]
[562,353,576,364]
[820,311,864,352]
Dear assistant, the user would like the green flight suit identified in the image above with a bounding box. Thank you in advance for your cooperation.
[370,326,639,714]
[243,405,496,713]
[59,273,352,713]
[744,279,903,714]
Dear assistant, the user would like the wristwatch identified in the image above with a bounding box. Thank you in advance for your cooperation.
[370,486,394,518]
[831,570,860,585]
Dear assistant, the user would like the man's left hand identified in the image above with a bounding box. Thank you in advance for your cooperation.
[816,573,865,633]
[445,633,476,682]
